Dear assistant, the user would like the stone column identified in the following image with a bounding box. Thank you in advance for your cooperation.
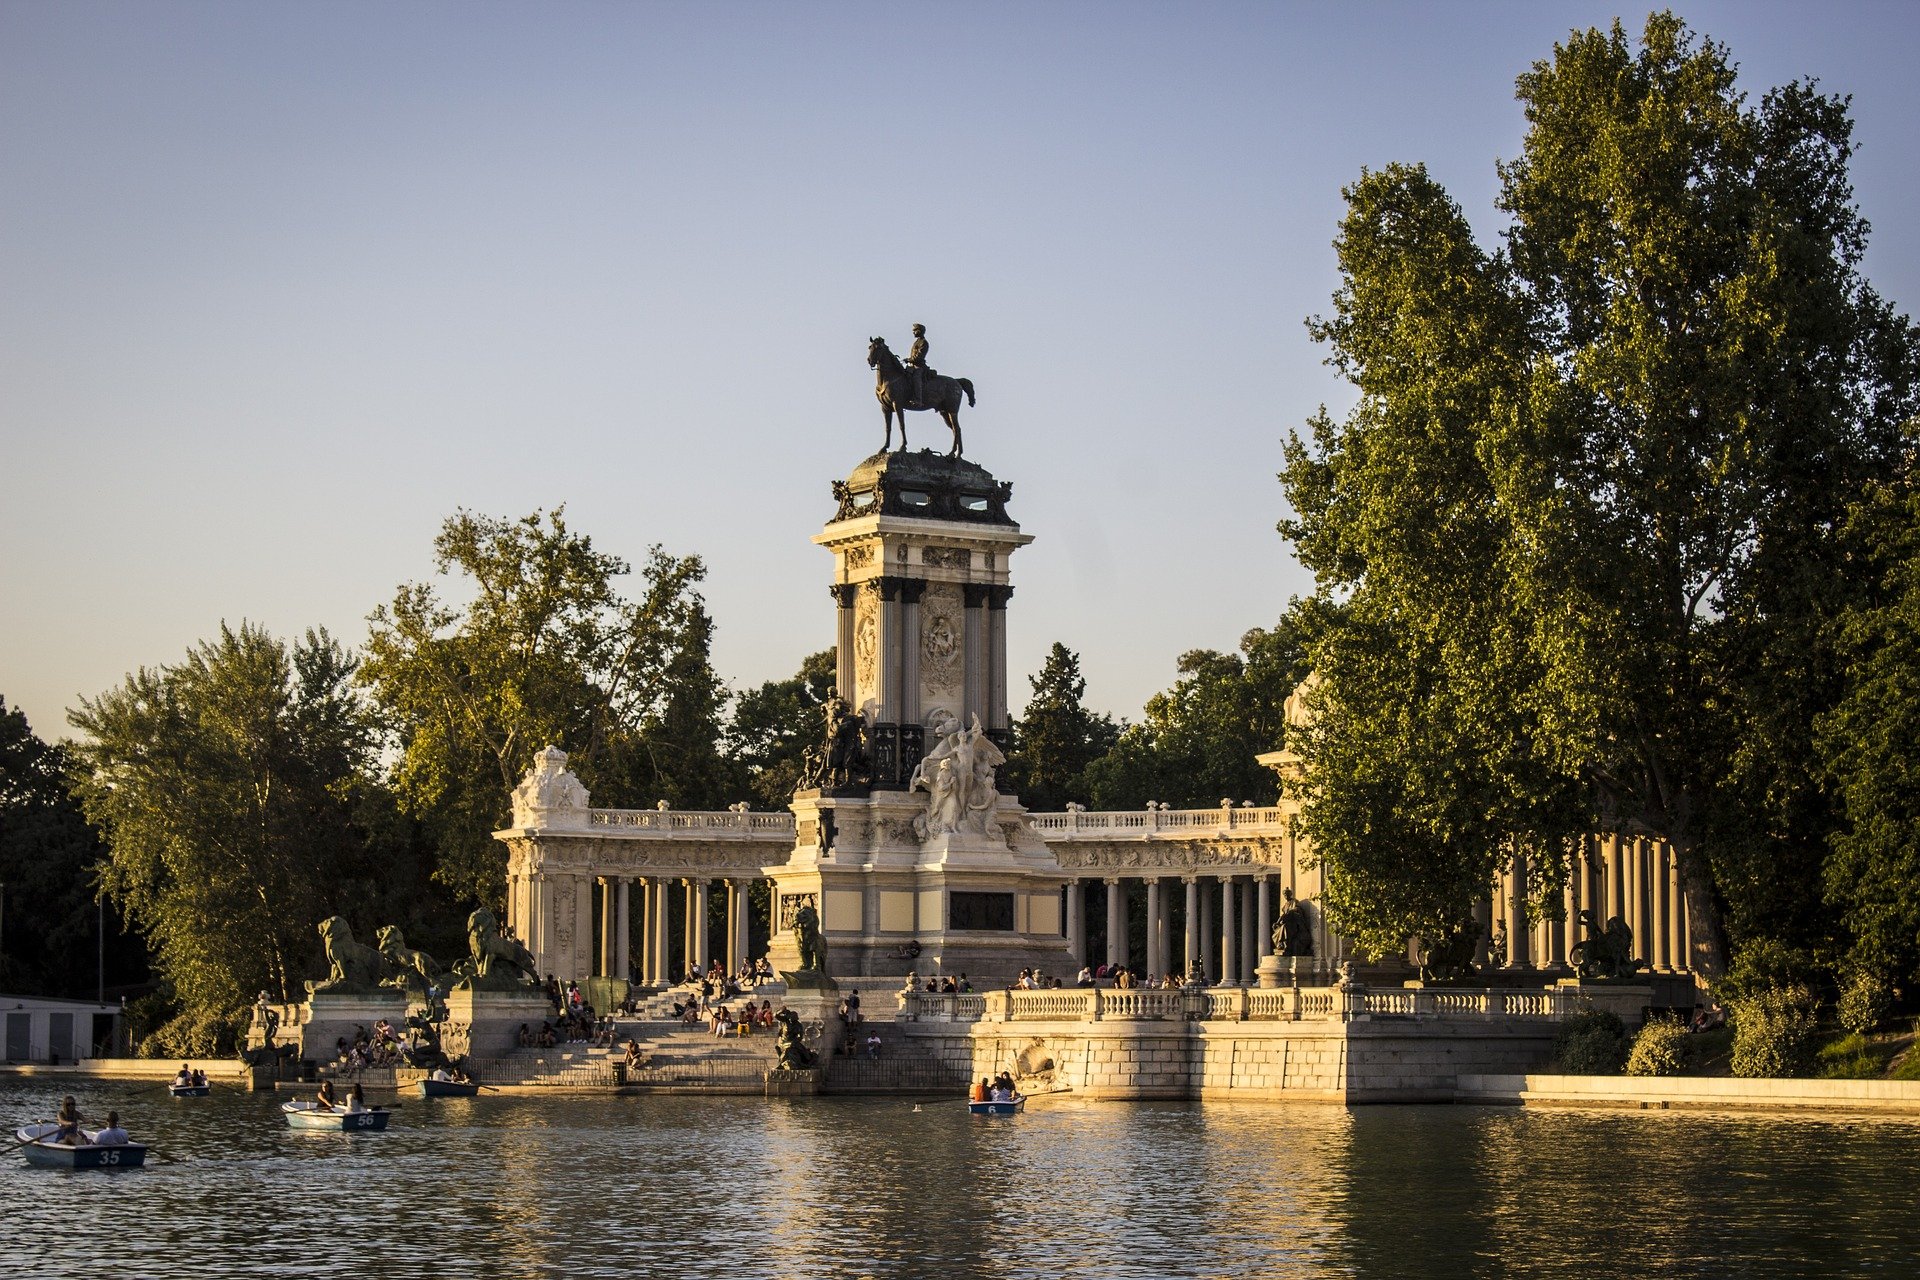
[615,878,631,983]
[986,586,1014,739]
[1105,879,1126,970]
[899,579,924,728]
[1256,878,1273,960]
[1200,881,1216,983]
[652,877,671,984]
[830,584,858,702]
[1065,881,1085,965]
[875,579,899,723]
[1145,878,1165,978]
[1240,882,1258,980]
[1472,894,1493,968]
[1506,850,1530,970]
[1183,877,1200,977]
[1219,875,1238,984]
[596,878,613,976]
[1546,879,1567,970]
[1628,838,1647,969]
[1607,834,1626,923]
[1673,861,1690,974]
[962,584,989,731]
[697,880,714,973]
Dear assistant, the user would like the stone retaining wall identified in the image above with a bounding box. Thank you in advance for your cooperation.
[898,1018,1559,1102]
[1456,1072,1920,1114]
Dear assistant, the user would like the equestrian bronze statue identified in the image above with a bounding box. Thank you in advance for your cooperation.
[867,334,975,456]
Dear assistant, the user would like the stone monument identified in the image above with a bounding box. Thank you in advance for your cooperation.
[764,346,1072,984]
[294,916,409,1066]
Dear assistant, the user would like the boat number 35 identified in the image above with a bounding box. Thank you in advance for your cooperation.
[99,1150,120,1164]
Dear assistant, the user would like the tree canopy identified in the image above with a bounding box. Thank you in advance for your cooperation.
[67,625,403,1053]
[360,508,728,907]
[1280,14,1919,971]
[726,648,836,810]
[1006,643,1120,812]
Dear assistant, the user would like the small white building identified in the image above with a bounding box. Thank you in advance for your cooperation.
[1,995,125,1063]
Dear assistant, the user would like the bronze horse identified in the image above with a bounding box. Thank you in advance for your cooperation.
[867,337,975,456]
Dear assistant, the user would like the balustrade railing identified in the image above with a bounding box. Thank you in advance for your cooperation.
[898,984,1580,1025]
[588,809,797,835]
[1026,804,1290,838]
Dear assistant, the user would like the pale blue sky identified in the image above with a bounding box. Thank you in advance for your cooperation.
[4,2,1917,741]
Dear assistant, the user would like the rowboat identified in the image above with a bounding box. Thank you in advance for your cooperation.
[968,1096,1026,1115]
[168,1083,210,1097]
[418,1078,480,1098]
[282,1100,391,1131]
[14,1124,148,1169]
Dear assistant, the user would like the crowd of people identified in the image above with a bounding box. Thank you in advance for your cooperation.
[1072,964,1207,989]
[331,1019,406,1070]
[969,1072,1020,1103]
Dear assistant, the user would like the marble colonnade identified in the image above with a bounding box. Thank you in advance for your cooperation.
[1491,832,1691,973]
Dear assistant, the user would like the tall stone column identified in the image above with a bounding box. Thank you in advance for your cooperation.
[899,579,925,727]
[1200,882,1215,983]
[1670,858,1689,974]
[1472,894,1493,968]
[1065,882,1085,965]
[1546,880,1567,970]
[830,584,857,701]
[986,586,1014,741]
[1506,851,1530,970]
[695,880,713,973]
[597,878,614,977]
[1628,838,1647,968]
[1183,877,1200,977]
[615,879,631,983]
[1240,882,1258,979]
[1105,879,1127,969]
[1146,879,1165,978]
[1219,875,1238,984]
[1256,878,1273,960]
[962,584,989,731]
[1607,834,1626,923]
[652,876,671,984]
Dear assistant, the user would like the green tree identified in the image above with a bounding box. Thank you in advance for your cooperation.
[1084,623,1305,810]
[725,649,836,810]
[1816,483,1920,987]
[361,508,726,907]
[1006,643,1119,812]
[1280,15,1917,970]
[0,697,147,1000]
[67,624,392,1053]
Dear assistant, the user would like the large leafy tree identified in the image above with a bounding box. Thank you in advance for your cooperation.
[1006,643,1119,812]
[68,625,395,1053]
[1085,623,1305,810]
[1281,15,1917,971]
[361,508,728,907]
[0,697,147,999]
[725,649,836,810]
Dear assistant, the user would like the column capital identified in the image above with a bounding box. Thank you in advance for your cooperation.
[962,582,993,608]
[876,574,925,602]
[985,584,1014,610]
[828,583,858,607]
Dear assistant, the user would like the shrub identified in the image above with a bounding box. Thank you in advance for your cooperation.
[1815,1032,1894,1080]
[1554,1007,1629,1075]
[1837,970,1894,1036]
[1626,1018,1690,1077]
[1716,939,1817,1004]
[1728,985,1818,1078]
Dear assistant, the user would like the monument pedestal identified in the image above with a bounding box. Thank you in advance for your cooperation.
[444,988,555,1059]
[1552,979,1656,1027]
[294,992,411,1064]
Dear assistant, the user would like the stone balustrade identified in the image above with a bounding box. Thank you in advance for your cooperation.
[899,984,1580,1025]
[1027,803,1289,838]
[589,808,797,836]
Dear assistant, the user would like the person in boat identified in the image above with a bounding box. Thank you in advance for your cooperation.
[173,1064,194,1087]
[988,1080,1014,1103]
[313,1080,339,1112]
[970,1078,989,1102]
[191,1068,207,1087]
[91,1111,130,1147]
[52,1096,85,1144]
[344,1083,369,1114]
[430,1065,453,1082]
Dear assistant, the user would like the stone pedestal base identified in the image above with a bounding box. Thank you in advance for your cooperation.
[294,993,412,1064]
[444,988,555,1059]
[1255,955,1285,989]
[764,1067,824,1097]
[1551,980,1655,1027]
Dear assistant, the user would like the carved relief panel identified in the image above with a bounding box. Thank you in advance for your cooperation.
[853,584,879,707]
[919,582,963,713]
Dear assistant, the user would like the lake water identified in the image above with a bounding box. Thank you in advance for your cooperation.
[5,1080,1916,1278]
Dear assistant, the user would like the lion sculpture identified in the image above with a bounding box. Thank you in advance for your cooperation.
[773,1008,818,1071]
[376,925,444,998]
[307,916,387,996]
[453,908,541,991]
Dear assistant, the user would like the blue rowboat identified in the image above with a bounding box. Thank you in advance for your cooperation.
[282,1101,391,1131]
[418,1078,480,1098]
[968,1096,1026,1115]
[15,1124,149,1169]
[168,1083,210,1097]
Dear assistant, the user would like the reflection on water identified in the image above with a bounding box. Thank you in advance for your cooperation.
[4,1080,1915,1278]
